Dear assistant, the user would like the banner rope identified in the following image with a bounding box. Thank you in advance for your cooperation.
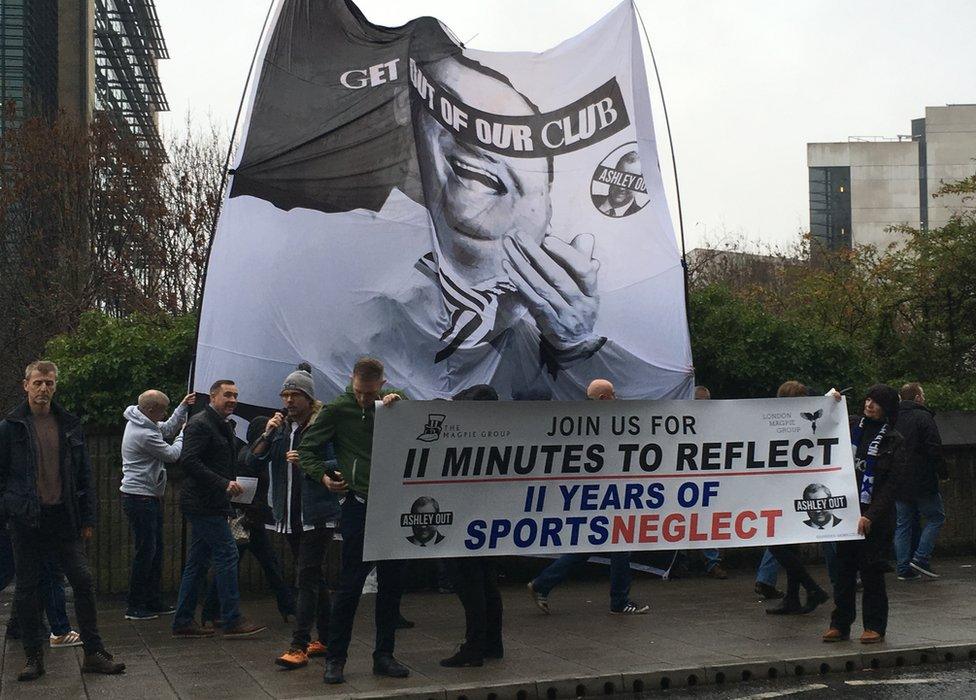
[632,1,690,307]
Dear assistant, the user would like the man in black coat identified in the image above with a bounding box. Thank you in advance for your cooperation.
[893,383,947,580]
[171,379,266,638]
[0,361,125,681]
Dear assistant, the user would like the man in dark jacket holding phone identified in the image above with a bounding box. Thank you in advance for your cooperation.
[171,379,266,638]
[893,383,947,580]
[0,361,125,681]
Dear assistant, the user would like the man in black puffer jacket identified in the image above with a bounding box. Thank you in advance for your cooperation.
[893,383,946,580]
[823,384,909,646]
[171,379,266,639]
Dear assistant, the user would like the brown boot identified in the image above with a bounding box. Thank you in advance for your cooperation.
[172,622,216,638]
[223,617,267,638]
[860,629,885,644]
[822,627,849,642]
[82,649,126,675]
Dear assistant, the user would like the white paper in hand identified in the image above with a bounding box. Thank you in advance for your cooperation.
[231,476,259,505]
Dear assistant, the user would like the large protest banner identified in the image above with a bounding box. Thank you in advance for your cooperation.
[194,0,694,413]
[363,397,862,560]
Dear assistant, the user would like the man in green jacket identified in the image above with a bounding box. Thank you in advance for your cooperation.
[298,357,409,685]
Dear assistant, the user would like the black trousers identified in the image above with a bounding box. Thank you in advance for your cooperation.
[289,527,334,649]
[326,496,404,662]
[448,557,503,656]
[769,544,824,603]
[10,505,103,654]
[830,539,888,635]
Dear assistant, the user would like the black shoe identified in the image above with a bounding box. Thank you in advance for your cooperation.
[17,652,45,682]
[910,559,940,579]
[82,649,126,675]
[124,608,159,621]
[801,589,830,614]
[766,599,803,615]
[897,569,921,581]
[485,642,504,659]
[323,659,345,684]
[373,654,410,678]
[440,646,484,667]
[755,582,785,600]
[395,614,415,629]
[148,602,177,616]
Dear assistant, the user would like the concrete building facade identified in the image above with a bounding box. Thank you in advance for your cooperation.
[808,104,976,250]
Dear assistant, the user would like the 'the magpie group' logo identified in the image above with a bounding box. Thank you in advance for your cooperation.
[417,413,446,442]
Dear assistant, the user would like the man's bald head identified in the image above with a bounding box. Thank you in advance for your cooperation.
[586,379,615,401]
[138,390,170,417]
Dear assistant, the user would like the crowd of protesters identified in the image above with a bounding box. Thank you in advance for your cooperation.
[0,356,950,684]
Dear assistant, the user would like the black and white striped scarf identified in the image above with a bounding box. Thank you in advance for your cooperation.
[416,252,515,363]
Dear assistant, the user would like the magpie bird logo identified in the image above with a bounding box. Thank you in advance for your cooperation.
[800,409,823,433]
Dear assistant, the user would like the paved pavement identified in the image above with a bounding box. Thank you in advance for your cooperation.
[1,558,974,699]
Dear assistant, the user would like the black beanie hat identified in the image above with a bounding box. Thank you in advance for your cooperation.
[865,384,899,424]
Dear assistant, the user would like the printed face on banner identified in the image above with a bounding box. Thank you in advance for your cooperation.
[197,1,694,405]
[412,56,553,287]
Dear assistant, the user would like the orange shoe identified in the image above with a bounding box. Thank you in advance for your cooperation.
[860,629,885,644]
[275,647,309,669]
[307,640,328,657]
[822,628,849,643]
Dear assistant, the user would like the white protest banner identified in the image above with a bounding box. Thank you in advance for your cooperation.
[363,397,861,560]
[194,0,694,414]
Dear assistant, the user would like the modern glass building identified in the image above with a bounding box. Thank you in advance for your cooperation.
[0,0,59,134]
[94,0,168,155]
[0,0,168,157]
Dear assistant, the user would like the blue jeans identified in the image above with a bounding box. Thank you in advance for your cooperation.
[895,495,946,574]
[755,548,780,586]
[2,528,71,637]
[10,506,101,653]
[532,552,632,611]
[702,549,721,571]
[39,560,71,636]
[202,523,295,622]
[173,514,241,629]
[122,494,164,611]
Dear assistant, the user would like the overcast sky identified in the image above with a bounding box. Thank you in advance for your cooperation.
[156,0,976,250]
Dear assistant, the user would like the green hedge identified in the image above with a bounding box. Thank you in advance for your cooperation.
[45,312,197,429]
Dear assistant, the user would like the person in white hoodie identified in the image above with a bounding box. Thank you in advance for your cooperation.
[120,390,195,620]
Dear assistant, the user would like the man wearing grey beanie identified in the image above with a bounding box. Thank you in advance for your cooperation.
[243,363,342,670]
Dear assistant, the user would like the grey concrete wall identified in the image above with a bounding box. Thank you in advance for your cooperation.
[924,105,976,229]
[807,141,920,249]
[57,0,95,124]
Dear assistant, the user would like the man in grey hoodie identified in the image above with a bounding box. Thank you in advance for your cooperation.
[121,390,195,620]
